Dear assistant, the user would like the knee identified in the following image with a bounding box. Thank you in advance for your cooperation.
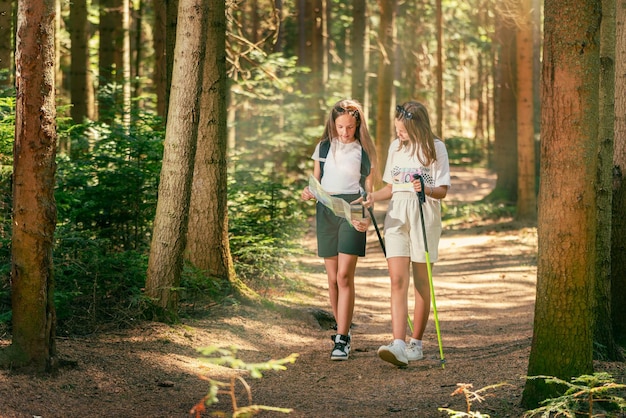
[389,275,409,291]
[336,273,354,288]
[412,277,428,291]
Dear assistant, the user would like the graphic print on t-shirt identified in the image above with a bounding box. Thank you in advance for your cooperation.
[390,166,433,191]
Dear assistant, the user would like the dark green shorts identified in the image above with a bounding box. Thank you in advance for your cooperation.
[316,193,366,257]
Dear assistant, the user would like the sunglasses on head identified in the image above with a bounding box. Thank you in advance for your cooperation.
[396,105,413,120]
[334,106,360,120]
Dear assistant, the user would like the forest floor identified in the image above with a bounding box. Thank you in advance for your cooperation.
[1,167,624,418]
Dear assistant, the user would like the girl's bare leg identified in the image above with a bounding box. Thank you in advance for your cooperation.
[411,262,431,340]
[324,257,339,324]
[334,253,358,336]
[387,256,411,340]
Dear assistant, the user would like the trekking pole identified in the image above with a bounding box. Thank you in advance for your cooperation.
[359,188,386,255]
[413,174,445,369]
[360,188,414,334]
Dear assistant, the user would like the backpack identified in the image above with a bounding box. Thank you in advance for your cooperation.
[318,139,371,191]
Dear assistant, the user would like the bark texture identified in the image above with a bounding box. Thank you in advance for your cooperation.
[145,0,207,313]
[522,0,601,407]
[8,0,58,372]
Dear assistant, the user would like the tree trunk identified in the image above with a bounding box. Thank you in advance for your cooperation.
[595,0,621,361]
[132,0,143,111]
[522,0,600,408]
[516,0,536,220]
[165,0,179,122]
[475,48,486,143]
[375,0,396,182]
[146,0,207,315]
[98,0,122,122]
[185,0,232,279]
[351,0,368,117]
[297,0,325,124]
[70,0,95,123]
[611,0,626,342]
[435,0,443,137]
[312,0,325,123]
[491,12,517,202]
[121,0,131,127]
[154,0,167,118]
[5,0,58,372]
[475,0,492,148]
[273,0,284,53]
[351,0,366,102]
[0,0,12,86]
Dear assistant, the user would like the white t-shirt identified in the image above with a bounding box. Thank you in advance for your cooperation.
[311,139,363,194]
[383,138,451,194]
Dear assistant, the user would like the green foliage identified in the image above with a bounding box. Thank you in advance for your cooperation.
[439,382,512,418]
[523,373,626,417]
[191,345,297,417]
[443,201,515,223]
[197,345,298,379]
[227,48,317,180]
[2,111,163,334]
[219,50,323,298]
[178,261,232,314]
[228,167,307,295]
[53,229,150,334]
[0,96,14,166]
[446,137,485,166]
[0,115,12,332]
[46,112,165,333]
[56,114,164,251]
[1,87,314,331]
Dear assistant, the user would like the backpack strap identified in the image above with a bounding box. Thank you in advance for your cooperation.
[319,139,370,191]
[360,149,371,190]
[319,140,331,180]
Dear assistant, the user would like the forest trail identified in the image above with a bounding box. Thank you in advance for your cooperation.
[1,167,542,418]
[243,166,538,417]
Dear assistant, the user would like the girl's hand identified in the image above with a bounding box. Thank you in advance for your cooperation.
[301,186,314,201]
[361,193,374,209]
[412,178,423,193]
[352,217,370,232]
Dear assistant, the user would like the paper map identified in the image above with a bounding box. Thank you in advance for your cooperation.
[308,176,365,226]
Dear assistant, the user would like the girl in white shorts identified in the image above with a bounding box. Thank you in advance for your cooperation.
[364,101,450,367]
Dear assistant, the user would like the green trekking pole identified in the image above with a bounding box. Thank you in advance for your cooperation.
[413,174,445,369]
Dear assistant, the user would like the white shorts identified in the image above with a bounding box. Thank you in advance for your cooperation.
[384,192,442,263]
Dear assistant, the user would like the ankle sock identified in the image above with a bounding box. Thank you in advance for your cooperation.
[409,338,422,348]
[393,339,406,348]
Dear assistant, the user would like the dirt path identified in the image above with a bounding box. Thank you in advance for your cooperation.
[247,203,537,417]
[225,167,537,417]
[0,167,540,417]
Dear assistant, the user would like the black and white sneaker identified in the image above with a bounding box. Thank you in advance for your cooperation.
[330,334,351,361]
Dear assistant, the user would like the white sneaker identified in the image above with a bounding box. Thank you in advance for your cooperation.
[406,341,423,361]
[377,341,408,366]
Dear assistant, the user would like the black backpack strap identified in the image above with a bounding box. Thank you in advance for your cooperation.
[360,149,371,190]
[319,139,331,180]
[318,139,370,190]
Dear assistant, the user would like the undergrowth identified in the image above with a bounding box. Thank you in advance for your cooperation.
[523,373,626,417]
[439,374,626,418]
[0,102,309,335]
[190,345,298,417]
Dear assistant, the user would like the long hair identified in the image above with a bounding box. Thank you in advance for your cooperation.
[395,101,438,166]
[320,99,379,181]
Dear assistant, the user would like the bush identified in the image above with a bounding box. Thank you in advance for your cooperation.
[446,136,484,166]
[228,168,307,295]
[53,229,150,334]
[55,115,164,251]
